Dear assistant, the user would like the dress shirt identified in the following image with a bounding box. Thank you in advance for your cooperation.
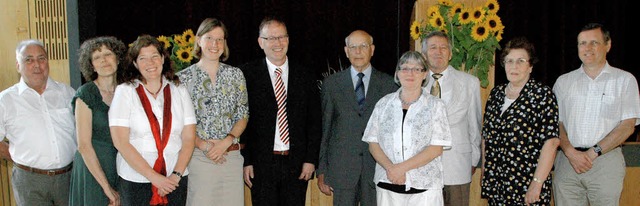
[265,57,290,151]
[362,88,452,190]
[350,65,372,96]
[0,78,76,169]
[109,78,196,183]
[553,62,640,147]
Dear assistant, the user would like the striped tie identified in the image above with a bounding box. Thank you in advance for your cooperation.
[355,73,365,112]
[274,68,289,144]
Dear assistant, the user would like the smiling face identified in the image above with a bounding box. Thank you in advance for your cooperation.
[91,45,118,78]
[577,28,610,69]
[258,22,289,66]
[344,31,375,72]
[503,48,532,86]
[197,26,226,62]
[424,36,452,73]
[397,60,428,90]
[133,45,164,82]
[17,44,50,92]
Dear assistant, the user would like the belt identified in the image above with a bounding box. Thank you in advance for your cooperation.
[574,147,590,152]
[273,150,290,156]
[227,143,245,152]
[15,163,72,176]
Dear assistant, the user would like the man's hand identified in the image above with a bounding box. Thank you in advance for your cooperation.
[243,165,254,188]
[565,148,594,173]
[298,163,315,181]
[317,174,333,196]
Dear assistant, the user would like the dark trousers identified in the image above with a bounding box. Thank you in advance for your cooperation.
[250,155,308,206]
[119,175,188,206]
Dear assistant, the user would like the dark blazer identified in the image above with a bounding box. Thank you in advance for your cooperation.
[317,67,398,190]
[239,58,321,173]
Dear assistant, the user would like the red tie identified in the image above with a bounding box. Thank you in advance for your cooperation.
[274,68,290,144]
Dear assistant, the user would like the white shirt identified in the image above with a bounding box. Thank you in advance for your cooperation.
[0,78,76,169]
[362,88,452,190]
[553,62,640,147]
[425,66,482,185]
[109,79,196,183]
[265,57,290,151]
[350,65,372,96]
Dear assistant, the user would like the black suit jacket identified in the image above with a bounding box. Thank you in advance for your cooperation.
[239,58,321,174]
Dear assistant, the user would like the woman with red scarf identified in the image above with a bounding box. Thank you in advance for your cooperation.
[109,35,196,206]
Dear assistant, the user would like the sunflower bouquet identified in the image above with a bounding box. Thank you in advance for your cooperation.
[157,29,196,73]
[411,0,504,87]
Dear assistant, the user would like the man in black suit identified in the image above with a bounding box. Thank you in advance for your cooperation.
[317,30,398,206]
[240,17,321,206]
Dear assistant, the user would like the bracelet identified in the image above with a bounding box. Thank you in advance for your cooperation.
[532,177,543,184]
[172,171,183,178]
[228,133,239,144]
[227,133,236,139]
[202,141,212,152]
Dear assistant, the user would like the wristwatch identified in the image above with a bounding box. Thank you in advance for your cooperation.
[593,144,602,156]
[172,171,183,178]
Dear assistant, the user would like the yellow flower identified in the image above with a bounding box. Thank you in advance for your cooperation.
[176,46,193,63]
[429,13,446,30]
[458,8,473,25]
[486,0,500,14]
[182,29,195,44]
[410,21,422,40]
[485,14,503,32]
[494,25,504,41]
[470,6,485,24]
[437,0,453,6]
[174,35,188,47]
[471,21,490,42]
[427,5,440,17]
[449,3,463,18]
[157,35,171,50]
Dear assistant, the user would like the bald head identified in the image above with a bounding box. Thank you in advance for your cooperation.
[345,30,373,46]
[344,30,375,72]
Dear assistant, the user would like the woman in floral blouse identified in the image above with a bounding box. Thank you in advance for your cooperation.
[362,51,451,205]
[481,37,559,206]
[176,18,249,206]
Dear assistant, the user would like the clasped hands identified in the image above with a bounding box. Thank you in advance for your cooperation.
[201,138,233,164]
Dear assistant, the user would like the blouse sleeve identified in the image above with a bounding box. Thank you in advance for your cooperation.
[109,84,133,127]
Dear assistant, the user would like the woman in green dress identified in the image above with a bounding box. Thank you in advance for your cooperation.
[69,36,126,206]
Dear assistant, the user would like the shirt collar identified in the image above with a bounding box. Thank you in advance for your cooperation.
[266,57,289,75]
[350,65,372,79]
[17,77,53,95]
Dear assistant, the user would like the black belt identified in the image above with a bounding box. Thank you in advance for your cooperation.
[15,163,72,176]
[574,147,591,152]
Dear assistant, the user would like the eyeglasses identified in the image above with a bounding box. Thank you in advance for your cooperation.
[260,35,289,43]
[203,36,225,44]
[502,58,529,67]
[347,43,371,51]
[578,40,602,47]
[399,67,426,73]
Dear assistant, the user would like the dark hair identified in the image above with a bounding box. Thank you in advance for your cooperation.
[258,16,287,36]
[580,23,611,43]
[420,31,452,54]
[78,36,126,81]
[193,18,230,61]
[500,36,538,67]
[119,35,180,85]
[394,51,429,87]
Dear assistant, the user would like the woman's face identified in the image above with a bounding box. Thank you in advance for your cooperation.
[91,45,118,78]
[133,45,164,82]
[397,60,427,90]
[197,27,225,61]
[503,48,532,85]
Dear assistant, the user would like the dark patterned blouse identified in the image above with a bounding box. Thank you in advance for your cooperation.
[481,78,559,205]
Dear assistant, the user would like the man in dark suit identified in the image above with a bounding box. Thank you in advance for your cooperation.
[317,30,398,206]
[240,17,321,206]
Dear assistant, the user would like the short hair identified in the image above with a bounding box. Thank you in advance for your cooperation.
[500,36,538,67]
[120,35,180,85]
[580,22,611,43]
[394,51,429,87]
[193,18,230,61]
[16,39,47,62]
[344,30,374,46]
[78,36,127,81]
[258,16,287,37]
[420,31,452,55]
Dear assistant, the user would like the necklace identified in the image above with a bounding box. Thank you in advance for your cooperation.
[507,83,523,93]
[399,89,422,106]
[146,86,161,96]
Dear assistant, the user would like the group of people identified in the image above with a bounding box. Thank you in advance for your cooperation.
[0,16,637,206]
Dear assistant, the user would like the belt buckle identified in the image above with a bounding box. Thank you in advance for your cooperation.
[47,170,56,176]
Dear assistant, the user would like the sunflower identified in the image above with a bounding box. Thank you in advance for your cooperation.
[470,6,485,24]
[437,0,453,6]
[493,25,505,41]
[176,46,193,63]
[429,14,446,30]
[410,21,421,40]
[427,5,440,17]
[157,35,171,50]
[485,14,503,32]
[458,8,472,25]
[471,22,490,42]
[174,35,188,47]
[449,3,463,18]
[486,0,500,14]
[182,29,195,44]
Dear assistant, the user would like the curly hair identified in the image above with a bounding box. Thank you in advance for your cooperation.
[77,36,126,81]
[119,35,180,85]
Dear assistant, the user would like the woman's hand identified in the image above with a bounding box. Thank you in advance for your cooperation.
[206,138,232,163]
[525,181,542,205]
[385,164,406,185]
[104,186,120,206]
[149,173,178,197]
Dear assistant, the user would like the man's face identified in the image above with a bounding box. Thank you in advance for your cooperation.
[17,45,50,90]
[344,32,375,72]
[577,28,610,68]
[424,36,451,72]
[258,22,289,65]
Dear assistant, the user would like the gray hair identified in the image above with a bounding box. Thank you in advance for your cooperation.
[16,39,47,62]
[420,31,452,55]
[394,51,429,87]
[345,32,374,46]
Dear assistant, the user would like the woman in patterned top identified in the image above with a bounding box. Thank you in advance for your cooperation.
[481,37,560,205]
[362,51,451,205]
[176,18,249,206]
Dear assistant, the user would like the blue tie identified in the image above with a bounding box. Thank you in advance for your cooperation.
[355,73,365,111]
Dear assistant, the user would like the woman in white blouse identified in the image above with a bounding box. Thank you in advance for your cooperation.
[362,51,452,206]
[109,35,196,206]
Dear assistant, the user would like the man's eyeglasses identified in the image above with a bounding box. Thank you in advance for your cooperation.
[347,43,371,51]
[399,67,426,73]
[260,35,289,42]
[502,58,529,67]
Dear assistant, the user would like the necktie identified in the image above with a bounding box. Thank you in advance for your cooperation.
[274,68,289,144]
[431,73,442,98]
[355,73,365,112]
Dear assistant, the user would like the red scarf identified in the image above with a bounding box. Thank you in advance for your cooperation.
[136,84,172,205]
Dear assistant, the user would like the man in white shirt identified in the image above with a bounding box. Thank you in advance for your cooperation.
[552,23,640,206]
[421,31,482,206]
[0,39,76,206]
